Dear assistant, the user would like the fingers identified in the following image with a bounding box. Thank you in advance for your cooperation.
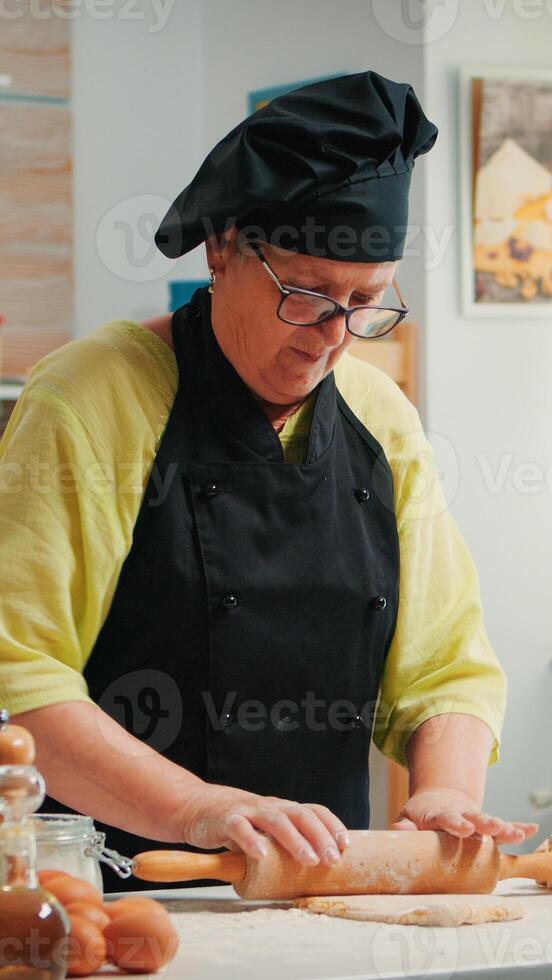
[391,818,417,831]
[402,808,539,844]
[304,802,351,852]
[463,812,504,836]
[286,805,344,863]
[187,782,539,874]
[209,797,351,867]
[490,822,530,845]
[518,822,539,841]
[220,813,270,859]
[422,809,477,837]
[247,805,341,866]
[464,815,535,845]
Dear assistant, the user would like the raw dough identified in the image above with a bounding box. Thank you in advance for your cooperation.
[295,894,525,927]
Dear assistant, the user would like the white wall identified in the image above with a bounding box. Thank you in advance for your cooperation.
[72,0,205,336]
[423,4,552,837]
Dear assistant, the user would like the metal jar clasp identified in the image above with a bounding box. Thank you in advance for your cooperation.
[84,832,133,879]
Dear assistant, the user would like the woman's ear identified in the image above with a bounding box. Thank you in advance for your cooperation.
[205,225,240,277]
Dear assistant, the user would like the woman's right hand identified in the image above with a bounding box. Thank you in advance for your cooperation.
[179,782,351,866]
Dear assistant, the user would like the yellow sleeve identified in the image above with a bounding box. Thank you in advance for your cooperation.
[0,322,176,717]
[0,388,120,713]
[372,404,506,768]
[335,353,506,769]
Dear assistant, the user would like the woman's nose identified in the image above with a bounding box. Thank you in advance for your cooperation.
[316,310,348,347]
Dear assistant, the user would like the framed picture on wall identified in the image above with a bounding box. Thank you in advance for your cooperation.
[248,74,344,114]
[459,66,552,317]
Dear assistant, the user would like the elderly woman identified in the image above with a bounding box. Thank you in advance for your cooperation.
[0,71,537,891]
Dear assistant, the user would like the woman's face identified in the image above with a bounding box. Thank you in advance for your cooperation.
[207,231,398,406]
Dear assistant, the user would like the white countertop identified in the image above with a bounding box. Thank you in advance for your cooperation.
[97,879,552,979]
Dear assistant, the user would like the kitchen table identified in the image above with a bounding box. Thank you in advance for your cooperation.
[91,878,552,979]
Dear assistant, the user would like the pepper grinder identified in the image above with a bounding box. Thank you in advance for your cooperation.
[0,709,70,979]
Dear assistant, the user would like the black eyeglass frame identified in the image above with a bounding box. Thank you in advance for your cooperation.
[249,241,410,339]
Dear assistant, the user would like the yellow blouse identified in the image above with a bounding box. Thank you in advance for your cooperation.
[0,320,506,766]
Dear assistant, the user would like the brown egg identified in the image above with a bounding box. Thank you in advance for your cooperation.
[65,901,111,931]
[66,914,106,977]
[45,876,103,909]
[0,725,35,764]
[38,869,72,885]
[104,908,179,973]
[106,896,170,921]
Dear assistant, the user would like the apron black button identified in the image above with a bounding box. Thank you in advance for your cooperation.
[204,483,218,498]
[221,713,234,727]
[222,594,239,609]
[276,714,295,731]
[372,595,387,611]
[355,487,370,503]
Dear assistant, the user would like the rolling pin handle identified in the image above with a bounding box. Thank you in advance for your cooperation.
[499,850,552,883]
[132,849,247,884]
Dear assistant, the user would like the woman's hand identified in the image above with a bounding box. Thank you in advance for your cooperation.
[392,788,539,844]
[179,782,351,866]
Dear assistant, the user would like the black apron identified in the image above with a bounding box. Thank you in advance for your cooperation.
[41,287,400,891]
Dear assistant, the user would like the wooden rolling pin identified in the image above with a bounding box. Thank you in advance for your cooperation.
[132,831,552,900]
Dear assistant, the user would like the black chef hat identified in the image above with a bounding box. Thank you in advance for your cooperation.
[155,70,438,263]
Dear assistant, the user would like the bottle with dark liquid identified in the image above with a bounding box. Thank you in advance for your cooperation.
[0,710,69,980]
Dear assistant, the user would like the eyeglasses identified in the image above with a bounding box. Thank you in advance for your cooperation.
[249,242,409,339]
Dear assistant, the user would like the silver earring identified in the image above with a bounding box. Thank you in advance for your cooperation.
[208,267,216,293]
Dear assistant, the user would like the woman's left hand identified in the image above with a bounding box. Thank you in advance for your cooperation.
[391,788,539,844]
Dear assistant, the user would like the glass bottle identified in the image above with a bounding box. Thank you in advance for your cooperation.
[0,711,69,980]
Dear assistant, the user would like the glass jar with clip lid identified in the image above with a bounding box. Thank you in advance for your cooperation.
[33,813,132,893]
